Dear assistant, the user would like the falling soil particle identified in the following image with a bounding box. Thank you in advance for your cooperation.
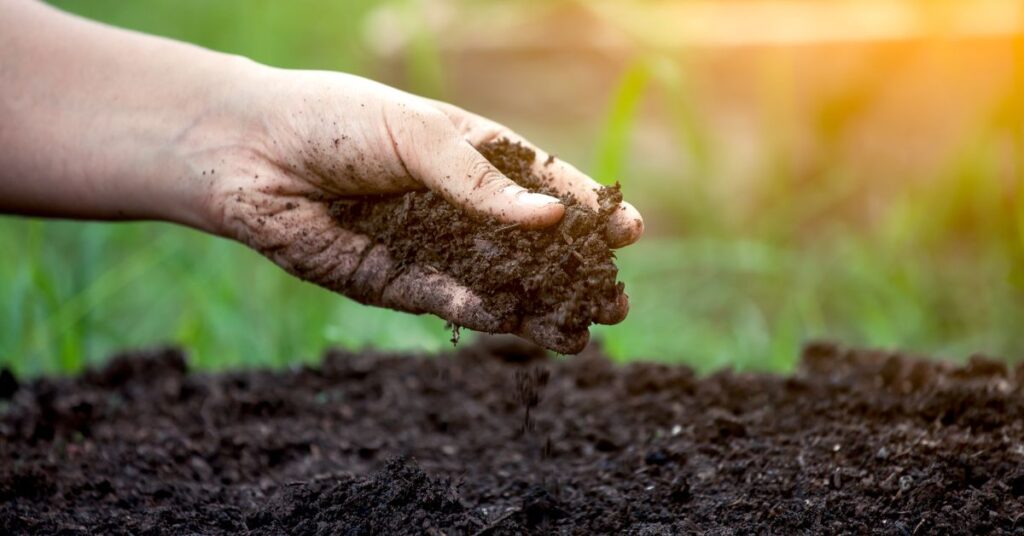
[3,340,1024,534]
[329,139,625,340]
[514,366,550,434]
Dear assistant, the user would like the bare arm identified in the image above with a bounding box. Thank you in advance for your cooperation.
[0,0,252,229]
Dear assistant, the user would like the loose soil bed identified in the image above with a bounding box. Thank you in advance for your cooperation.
[2,338,1023,534]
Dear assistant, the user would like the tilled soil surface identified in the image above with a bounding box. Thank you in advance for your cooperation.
[2,338,1024,535]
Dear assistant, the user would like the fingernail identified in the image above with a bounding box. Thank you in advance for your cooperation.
[518,192,561,208]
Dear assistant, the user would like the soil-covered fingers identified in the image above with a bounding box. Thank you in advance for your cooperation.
[514,149,644,248]
[384,104,564,229]
[594,291,630,326]
[519,289,627,353]
[436,103,644,247]
[518,314,591,354]
[313,244,516,333]
[379,267,514,333]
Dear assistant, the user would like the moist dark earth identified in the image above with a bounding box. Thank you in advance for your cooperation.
[3,338,1024,535]
[330,139,625,337]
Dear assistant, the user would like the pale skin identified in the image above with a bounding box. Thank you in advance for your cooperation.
[0,0,644,353]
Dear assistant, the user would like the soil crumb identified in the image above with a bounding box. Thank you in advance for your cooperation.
[330,139,625,341]
[3,340,1024,534]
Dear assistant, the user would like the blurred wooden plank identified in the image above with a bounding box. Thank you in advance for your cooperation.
[392,0,1024,54]
[585,0,1024,48]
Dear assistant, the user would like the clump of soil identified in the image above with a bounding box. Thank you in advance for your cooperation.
[3,340,1024,534]
[329,139,624,338]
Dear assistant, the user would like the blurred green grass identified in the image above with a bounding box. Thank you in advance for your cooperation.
[1,1,1022,376]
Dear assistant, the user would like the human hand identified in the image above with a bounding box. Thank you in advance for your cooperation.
[180,69,644,352]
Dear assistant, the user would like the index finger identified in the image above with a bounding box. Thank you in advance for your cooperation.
[435,103,645,248]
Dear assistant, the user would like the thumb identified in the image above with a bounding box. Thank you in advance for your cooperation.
[392,110,564,228]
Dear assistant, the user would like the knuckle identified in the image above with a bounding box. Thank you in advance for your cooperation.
[299,234,368,291]
[467,160,509,193]
[405,103,448,130]
[345,244,391,304]
[466,124,507,146]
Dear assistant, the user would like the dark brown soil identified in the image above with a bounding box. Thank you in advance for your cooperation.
[3,339,1024,534]
[329,139,625,337]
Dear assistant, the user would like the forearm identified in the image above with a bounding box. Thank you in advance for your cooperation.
[0,0,255,230]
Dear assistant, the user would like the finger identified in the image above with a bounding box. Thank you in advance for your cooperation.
[300,227,512,333]
[514,150,645,248]
[500,141,644,247]
[604,201,645,248]
[594,291,630,326]
[386,106,564,229]
[524,151,644,248]
[380,266,514,333]
[344,242,391,305]
[518,315,590,355]
[437,104,644,247]
[341,240,513,332]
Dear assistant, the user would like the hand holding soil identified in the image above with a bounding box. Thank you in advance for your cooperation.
[0,2,643,353]
[208,71,642,352]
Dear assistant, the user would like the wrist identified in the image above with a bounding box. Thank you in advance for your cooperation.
[159,54,272,234]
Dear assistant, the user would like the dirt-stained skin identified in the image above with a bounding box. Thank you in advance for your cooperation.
[175,71,642,352]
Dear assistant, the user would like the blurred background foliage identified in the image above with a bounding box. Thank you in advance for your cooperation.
[2,0,1022,375]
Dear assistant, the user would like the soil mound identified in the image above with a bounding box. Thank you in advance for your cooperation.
[2,340,1024,534]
